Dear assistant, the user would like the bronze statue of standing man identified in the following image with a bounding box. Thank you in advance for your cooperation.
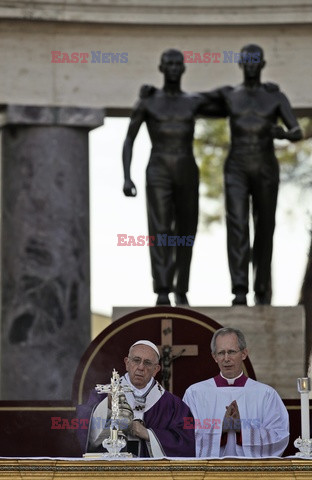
[122,49,221,306]
[202,44,302,305]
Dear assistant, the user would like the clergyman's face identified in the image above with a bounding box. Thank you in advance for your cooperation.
[124,344,160,389]
[212,333,248,379]
[160,53,185,82]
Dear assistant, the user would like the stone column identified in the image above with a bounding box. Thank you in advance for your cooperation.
[0,105,104,400]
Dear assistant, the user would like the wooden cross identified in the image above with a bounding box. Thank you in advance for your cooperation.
[157,318,198,392]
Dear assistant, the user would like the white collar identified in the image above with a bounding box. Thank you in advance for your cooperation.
[124,373,154,396]
[221,371,243,385]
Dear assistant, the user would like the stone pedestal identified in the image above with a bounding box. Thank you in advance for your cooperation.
[112,306,305,399]
[0,105,104,400]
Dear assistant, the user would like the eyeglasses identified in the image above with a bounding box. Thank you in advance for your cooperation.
[128,356,158,368]
[215,349,243,359]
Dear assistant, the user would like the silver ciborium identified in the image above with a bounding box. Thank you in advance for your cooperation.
[95,369,133,457]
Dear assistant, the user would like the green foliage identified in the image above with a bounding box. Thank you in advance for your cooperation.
[194,117,312,226]
[194,118,229,200]
[277,118,312,188]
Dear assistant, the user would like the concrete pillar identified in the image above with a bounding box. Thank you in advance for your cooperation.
[0,105,104,400]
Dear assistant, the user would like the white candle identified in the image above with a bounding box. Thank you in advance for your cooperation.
[297,378,311,441]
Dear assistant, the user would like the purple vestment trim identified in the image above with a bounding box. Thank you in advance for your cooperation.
[214,373,248,387]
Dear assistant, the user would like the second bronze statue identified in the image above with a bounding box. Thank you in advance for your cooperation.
[122,48,223,306]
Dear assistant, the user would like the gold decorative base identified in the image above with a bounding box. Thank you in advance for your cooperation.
[1,458,312,479]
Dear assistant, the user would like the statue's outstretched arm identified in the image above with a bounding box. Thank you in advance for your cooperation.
[197,86,231,118]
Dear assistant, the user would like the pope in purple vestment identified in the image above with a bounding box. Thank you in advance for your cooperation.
[76,340,195,458]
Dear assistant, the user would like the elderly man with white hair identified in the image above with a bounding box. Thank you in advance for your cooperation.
[76,340,195,457]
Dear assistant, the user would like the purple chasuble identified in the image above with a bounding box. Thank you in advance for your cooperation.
[76,385,195,458]
[142,390,195,457]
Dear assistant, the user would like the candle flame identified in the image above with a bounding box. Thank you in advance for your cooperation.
[297,377,311,393]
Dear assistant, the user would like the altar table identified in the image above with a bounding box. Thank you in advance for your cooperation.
[0,458,312,479]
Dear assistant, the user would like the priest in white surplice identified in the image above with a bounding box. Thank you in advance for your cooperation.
[183,327,289,457]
